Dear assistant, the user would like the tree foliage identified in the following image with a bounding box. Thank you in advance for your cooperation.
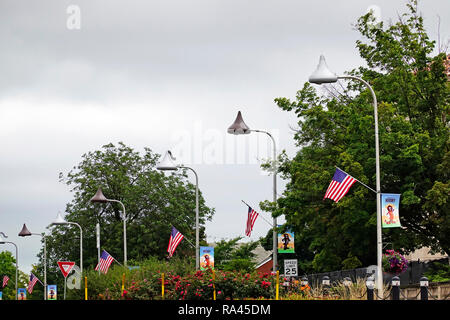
[0,251,17,299]
[214,237,259,272]
[270,0,449,273]
[40,142,214,283]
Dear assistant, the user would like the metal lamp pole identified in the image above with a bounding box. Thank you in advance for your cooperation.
[227,112,278,272]
[50,212,84,276]
[309,55,382,297]
[90,189,127,266]
[251,129,278,273]
[157,151,200,270]
[18,224,47,300]
[180,166,199,270]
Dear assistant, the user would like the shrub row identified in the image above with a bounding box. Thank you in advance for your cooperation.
[66,257,368,300]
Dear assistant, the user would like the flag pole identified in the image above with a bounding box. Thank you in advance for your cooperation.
[241,200,273,227]
[113,257,124,267]
[335,166,377,194]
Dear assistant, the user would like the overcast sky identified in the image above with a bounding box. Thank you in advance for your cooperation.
[0,0,448,275]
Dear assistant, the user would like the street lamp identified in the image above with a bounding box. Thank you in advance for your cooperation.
[18,224,47,300]
[49,212,84,276]
[227,111,278,273]
[157,150,200,270]
[90,188,128,266]
[0,232,18,300]
[309,54,382,297]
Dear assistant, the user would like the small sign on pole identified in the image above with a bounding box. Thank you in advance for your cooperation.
[18,288,26,300]
[57,261,75,278]
[284,259,298,277]
[57,261,75,300]
[47,285,57,300]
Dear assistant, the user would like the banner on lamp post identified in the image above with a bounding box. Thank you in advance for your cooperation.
[381,193,401,228]
[47,285,57,300]
[278,229,295,253]
[200,246,214,270]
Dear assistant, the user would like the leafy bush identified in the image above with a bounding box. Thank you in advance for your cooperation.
[424,261,450,282]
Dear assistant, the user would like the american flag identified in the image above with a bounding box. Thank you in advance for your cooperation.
[2,275,9,288]
[27,273,41,294]
[245,206,259,237]
[167,226,184,258]
[324,168,357,202]
[95,250,115,274]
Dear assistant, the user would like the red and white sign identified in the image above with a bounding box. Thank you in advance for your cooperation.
[57,261,75,278]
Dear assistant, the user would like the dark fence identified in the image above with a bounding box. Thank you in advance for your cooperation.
[303,257,449,287]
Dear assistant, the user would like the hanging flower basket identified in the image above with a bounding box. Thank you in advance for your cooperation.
[382,250,408,275]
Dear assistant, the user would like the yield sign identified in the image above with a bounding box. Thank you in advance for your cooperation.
[57,261,75,278]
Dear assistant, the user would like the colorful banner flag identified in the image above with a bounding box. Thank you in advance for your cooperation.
[245,206,259,237]
[2,275,9,288]
[200,246,214,270]
[324,168,357,202]
[382,193,401,228]
[167,226,184,258]
[27,273,42,294]
[278,229,295,253]
[95,250,115,274]
[18,288,26,300]
[47,285,57,300]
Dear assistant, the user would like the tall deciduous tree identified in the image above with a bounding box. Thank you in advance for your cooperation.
[265,0,449,273]
[0,251,17,299]
[41,142,214,279]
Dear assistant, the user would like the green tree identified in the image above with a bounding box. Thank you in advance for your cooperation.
[0,251,17,300]
[40,142,214,279]
[269,0,449,273]
[214,237,259,272]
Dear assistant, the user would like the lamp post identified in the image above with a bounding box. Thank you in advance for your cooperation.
[227,111,278,273]
[157,150,200,270]
[18,224,47,300]
[50,212,83,276]
[308,54,382,297]
[0,233,18,300]
[90,188,128,266]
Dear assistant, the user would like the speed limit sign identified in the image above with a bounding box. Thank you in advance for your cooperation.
[284,259,298,277]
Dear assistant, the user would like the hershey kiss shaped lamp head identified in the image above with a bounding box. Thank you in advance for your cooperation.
[156,150,178,171]
[227,111,251,135]
[90,187,108,203]
[308,55,338,84]
[51,211,67,225]
[18,224,32,237]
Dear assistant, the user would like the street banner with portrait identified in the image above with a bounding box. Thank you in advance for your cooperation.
[381,193,401,228]
[18,288,26,300]
[48,285,57,300]
[200,246,214,270]
[278,230,295,253]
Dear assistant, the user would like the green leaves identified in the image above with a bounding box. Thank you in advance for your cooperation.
[270,0,449,272]
[44,142,214,282]
[213,237,259,272]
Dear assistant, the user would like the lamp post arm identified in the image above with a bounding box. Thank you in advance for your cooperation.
[338,74,382,297]
[66,222,83,276]
[107,199,127,267]
[31,233,47,300]
[179,166,200,270]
